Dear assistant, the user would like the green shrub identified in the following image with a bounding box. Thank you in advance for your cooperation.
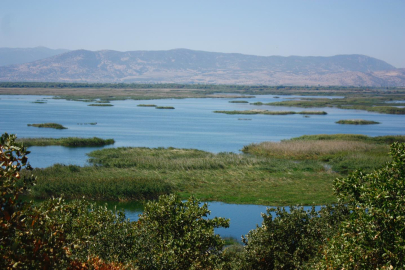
[242,204,349,270]
[318,142,405,269]
[132,194,230,269]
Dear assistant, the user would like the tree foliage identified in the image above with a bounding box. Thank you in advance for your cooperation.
[318,142,405,269]
[132,194,230,269]
[2,132,405,269]
[1,133,229,269]
[241,204,348,269]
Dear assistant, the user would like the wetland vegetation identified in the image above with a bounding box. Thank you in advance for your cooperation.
[137,104,157,107]
[24,134,404,205]
[214,110,327,115]
[17,137,114,147]
[155,106,175,109]
[88,103,114,106]
[3,132,405,269]
[229,100,249,103]
[27,123,67,129]
[258,97,405,114]
[336,119,380,125]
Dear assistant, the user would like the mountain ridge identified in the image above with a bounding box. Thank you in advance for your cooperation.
[0,48,403,86]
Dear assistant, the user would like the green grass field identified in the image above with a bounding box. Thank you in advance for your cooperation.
[24,134,404,205]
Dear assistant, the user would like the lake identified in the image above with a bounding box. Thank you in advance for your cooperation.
[1,94,404,168]
[1,94,404,239]
[103,200,322,241]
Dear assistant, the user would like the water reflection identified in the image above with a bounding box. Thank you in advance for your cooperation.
[106,200,321,241]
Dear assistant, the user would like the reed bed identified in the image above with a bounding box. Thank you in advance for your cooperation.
[155,106,175,109]
[260,98,405,115]
[242,136,396,175]
[88,104,114,107]
[137,104,157,107]
[289,134,405,144]
[229,100,249,103]
[25,135,401,205]
[242,140,382,159]
[214,110,327,115]
[336,119,380,125]
[27,123,67,129]
[17,137,115,147]
[29,165,173,201]
[28,147,333,205]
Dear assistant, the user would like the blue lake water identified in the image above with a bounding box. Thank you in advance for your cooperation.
[1,94,404,239]
[117,201,321,241]
[1,94,404,168]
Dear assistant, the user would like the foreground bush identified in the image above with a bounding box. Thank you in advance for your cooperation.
[317,142,405,269]
[132,194,229,269]
[1,133,230,269]
[241,204,349,269]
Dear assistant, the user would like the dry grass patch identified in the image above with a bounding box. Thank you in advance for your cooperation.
[242,140,381,160]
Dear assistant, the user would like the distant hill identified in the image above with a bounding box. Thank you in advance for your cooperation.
[0,47,69,66]
[0,48,403,86]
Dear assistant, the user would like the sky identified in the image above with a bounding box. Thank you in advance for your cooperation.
[1,0,404,68]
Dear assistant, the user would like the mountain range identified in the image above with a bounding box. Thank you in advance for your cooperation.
[0,47,404,86]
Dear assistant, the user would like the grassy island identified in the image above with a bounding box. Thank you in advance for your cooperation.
[27,123,67,129]
[24,134,404,205]
[259,98,405,115]
[336,119,380,125]
[17,137,115,147]
[88,104,114,107]
[214,110,327,115]
[156,106,175,109]
[229,100,249,103]
[137,104,157,107]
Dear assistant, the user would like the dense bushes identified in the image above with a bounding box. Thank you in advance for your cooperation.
[2,132,405,269]
[1,133,229,269]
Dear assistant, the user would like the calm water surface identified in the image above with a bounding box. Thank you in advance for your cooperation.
[107,200,321,241]
[1,94,404,168]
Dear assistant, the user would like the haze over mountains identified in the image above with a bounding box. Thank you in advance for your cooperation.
[0,47,404,86]
[0,47,70,67]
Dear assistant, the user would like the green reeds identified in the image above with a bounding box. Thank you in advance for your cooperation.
[336,119,380,125]
[28,147,334,205]
[137,104,157,107]
[88,104,114,106]
[214,110,327,115]
[229,100,249,103]
[27,123,67,129]
[241,135,403,175]
[29,164,173,201]
[155,106,175,109]
[17,137,115,147]
[24,135,402,205]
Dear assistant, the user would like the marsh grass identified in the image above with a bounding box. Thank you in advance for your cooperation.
[242,134,404,175]
[336,119,380,125]
[23,135,402,205]
[77,122,97,125]
[214,110,327,115]
[88,104,114,107]
[28,164,173,201]
[137,104,157,107]
[263,97,405,114]
[229,101,249,103]
[28,147,334,205]
[27,123,67,129]
[155,106,175,109]
[17,137,114,147]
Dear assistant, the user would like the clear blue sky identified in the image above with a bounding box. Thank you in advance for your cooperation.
[1,0,404,67]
